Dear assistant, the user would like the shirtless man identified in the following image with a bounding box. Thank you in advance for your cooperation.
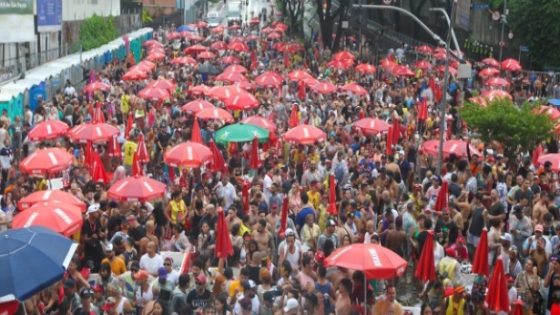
[334,278,353,315]
[533,193,551,225]
[252,219,273,258]
[265,203,279,233]
[226,208,242,232]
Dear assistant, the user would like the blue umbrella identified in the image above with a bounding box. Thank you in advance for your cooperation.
[0,226,78,302]
[548,99,560,107]
[176,25,194,32]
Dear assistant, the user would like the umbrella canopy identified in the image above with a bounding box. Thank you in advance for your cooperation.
[393,65,415,77]
[122,68,148,81]
[182,99,215,114]
[468,96,488,107]
[485,77,510,88]
[255,71,283,88]
[288,69,313,81]
[354,118,391,135]
[184,44,208,54]
[18,190,86,211]
[215,208,234,259]
[325,243,407,279]
[327,59,352,70]
[224,64,248,74]
[196,107,234,123]
[216,71,248,83]
[472,228,489,276]
[242,116,276,132]
[379,58,397,69]
[211,26,225,35]
[197,51,216,60]
[68,123,119,143]
[146,79,176,92]
[481,57,500,68]
[283,124,327,145]
[208,85,245,101]
[354,63,377,74]
[91,152,110,184]
[416,45,433,54]
[224,91,259,110]
[310,81,337,94]
[164,141,213,168]
[210,40,227,50]
[146,52,165,62]
[138,86,171,101]
[214,123,269,145]
[332,50,355,62]
[219,55,241,65]
[108,175,166,202]
[415,60,432,70]
[501,58,522,72]
[538,106,560,121]
[28,120,69,141]
[434,181,448,212]
[481,89,513,101]
[83,81,111,93]
[188,84,211,96]
[478,67,501,78]
[228,41,249,52]
[339,83,368,96]
[12,202,83,237]
[19,148,73,176]
[538,153,560,171]
[415,230,436,281]
[0,226,78,302]
[486,258,510,313]
[170,56,197,66]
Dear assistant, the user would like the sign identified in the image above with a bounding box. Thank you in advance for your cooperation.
[471,3,489,10]
[492,11,500,21]
[455,0,471,31]
[457,63,472,79]
[0,0,35,42]
[37,0,62,32]
[519,45,529,52]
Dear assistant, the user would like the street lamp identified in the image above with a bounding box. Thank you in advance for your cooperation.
[428,7,463,60]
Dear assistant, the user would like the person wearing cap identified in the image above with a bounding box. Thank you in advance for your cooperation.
[283,297,299,315]
[82,203,105,272]
[317,219,339,251]
[233,280,260,315]
[60,278,82,315]
[101,242,127,276]
[278,228,302,271]
[186,273,211,311]
[74,288,99,315]
[151,266,174,313]
[499,233,513,271]
[301,213,320,251]
[444,285,466,315]
[523,224,552,256]
[510,205,533,251]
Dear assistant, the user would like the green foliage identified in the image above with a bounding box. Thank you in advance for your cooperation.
[460,99,554,159]
[141,9,153,23]
[79,15,119,51]
[508,0,560,69]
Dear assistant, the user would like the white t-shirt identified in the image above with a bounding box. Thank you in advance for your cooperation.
[139,253,164,275]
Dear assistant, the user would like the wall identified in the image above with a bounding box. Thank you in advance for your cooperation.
[62,0,121,21]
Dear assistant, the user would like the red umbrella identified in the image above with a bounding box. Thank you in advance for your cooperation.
[107,135,121,158]
[0,300,20,315]
[146,52,165,62]
[91,152,109,184]
[234,81,255,91]
[332,50,355,62]
[538,106,560,121]
[224,91,259,110]
[191,118,202,143]
[146,79,176,92]
[310,81,337,94]
[273,21,288,32]
[184,44,208,54]
[138,60,156,71]
[379,58,397,70]
[209,85,245,101]
[482,89,513,101]
[138,86,171,101]
[18,190,86,212]
[418,99,428,121]
[108,175,166,202]
[469,96,488,107]
[354,63,377,75]
[255,71,283,88]
[249,137,261,169]
[209,140,227,173]
[197,51,216,60]
[485,77,510,88]
[220,55,241,65]
[215,207,234,259]
[69,123,119,144]
[135,133,149,163]
[419,140,439,156]
[339,83,368,96]
[196,107,234,123]
[354,118,391,135]
[122,68,148,81]
[481,57,500,68]
[325,243,407,279]
[28,120,69,141]
[261,27,274,34]
[416,45,433,54]
[511,300,523,315]
[242,116,276,132]
[188,84,211,96]
[170,56,197,66]
[538,154,560,171]
[501,58,522,72]
[196,20,208,28]
[224,64,248,74]
[182,99,215,114]
[216,71,248,83]
[19,148,73,176]
[275,196,288,236]
[164,141,213,168]
[211,26,225,34]
[327,174,337,215]
[434,180,448,212]
[143,39,162,48]
[415,230,436,281]
[393,65,415,77]
[250,17,260,25]
[229,23,241,30]
[439,139,481,158]
[12,202,83,237]
[211,40,227,50]
[84,81,111,93]
[228,41,249,52]
[280,42,303,54]
[288,69,313,81]
[472,228,489,276]
[267,32,282,40]
[478,67,501,78]
[436,65,458,77]
[486,258,510,313]
[327,59,352,70]
[283,125,327,145]
[415,60,432,70]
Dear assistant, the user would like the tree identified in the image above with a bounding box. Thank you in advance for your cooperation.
[459,99,554,161]
[285,0,304,35]
[508,0,560,69]
[315,0,351,51]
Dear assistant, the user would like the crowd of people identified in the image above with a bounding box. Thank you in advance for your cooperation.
[3,2,560,315]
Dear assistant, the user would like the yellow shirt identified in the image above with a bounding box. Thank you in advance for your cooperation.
[121,95,130,114]
[239,223,251,237]
[228,279,244,298]
[122,140,137,166]
[169,199,187,225]
[445,297,466,315]
[307,191,320,210]
[101,256,127,275]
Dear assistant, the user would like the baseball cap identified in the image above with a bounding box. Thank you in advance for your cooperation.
[87,204,100,214]
[196,273,207,285]
[500,233,512,243]
[133,270,149,281]
[157,267,168,279]
[285,228,295,237]
[284,298,299,312]
[103,242,114,252]
[80,288,94,299]
[326,219,336,227]
[535,224,544,233]
[242,280,256,290]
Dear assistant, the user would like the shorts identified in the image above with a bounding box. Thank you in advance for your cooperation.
[467,231,480,247]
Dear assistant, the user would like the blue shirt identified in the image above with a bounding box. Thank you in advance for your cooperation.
[296,206,315,228]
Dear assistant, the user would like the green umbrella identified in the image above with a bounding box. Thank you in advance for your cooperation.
[214,123,269,145]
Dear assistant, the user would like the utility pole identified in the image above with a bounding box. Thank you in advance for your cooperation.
[498,0,508,61]
[436,0,457,175]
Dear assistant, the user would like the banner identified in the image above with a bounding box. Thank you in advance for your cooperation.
[455,0,471,31]
[0,0,35,42]
[37,0,61,32]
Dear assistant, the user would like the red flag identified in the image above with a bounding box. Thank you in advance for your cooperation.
[297,80,306,101]
[131,151,143,176]
[107,135,122,158]
[446,117,453,140]
[228,142,238,158]
[168,165,175,183]
[249,137,261,169]
[91,152,109,184]
[191,118,202,143]
[485,258,510,313]
[434,180,448,212]
[180,249,192,274]
[430,77,442,103]
[84,141,94,168]
[415,230,436,281]
[288,104,299,128]
[279,196,289,235]
[135,132,149,163]
[418,99,428,121]
[209,140,227,173]
[215,208,234,259]
[327,174,337,215]
[250,51,257,70]
[392,117,400,145]
[472,228,489,276]
[358,109,365,119]
[125,112,134,139]
[93,102,105,123]
[242,180,250,214]
[386,127,394,156]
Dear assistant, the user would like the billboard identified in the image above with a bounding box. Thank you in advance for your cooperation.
[37,0,61,32]
[455,0,471,31]
[0,0,35,42]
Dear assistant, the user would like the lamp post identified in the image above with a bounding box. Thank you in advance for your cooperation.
[428,7,462,60]
[498,0,508,61]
